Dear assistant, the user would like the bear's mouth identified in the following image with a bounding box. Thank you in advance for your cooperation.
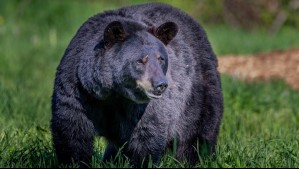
[136,83,163,99]
[145,91,162,99]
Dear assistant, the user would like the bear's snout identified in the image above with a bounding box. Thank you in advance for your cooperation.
[153,80,168,95]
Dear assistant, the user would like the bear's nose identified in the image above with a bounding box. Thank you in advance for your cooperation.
[153,80,168,95]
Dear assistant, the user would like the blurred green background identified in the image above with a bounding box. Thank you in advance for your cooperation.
[0,0,299,168]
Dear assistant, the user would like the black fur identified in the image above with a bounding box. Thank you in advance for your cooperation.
[51,2,223,168]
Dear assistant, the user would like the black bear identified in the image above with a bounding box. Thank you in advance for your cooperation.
[51,2,223,168]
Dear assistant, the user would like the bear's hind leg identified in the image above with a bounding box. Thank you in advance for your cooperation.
[103,144,119,162]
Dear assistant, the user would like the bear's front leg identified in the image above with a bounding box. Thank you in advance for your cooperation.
[125,114,167,168]
[175,136,217,167]
[51,106,96,168]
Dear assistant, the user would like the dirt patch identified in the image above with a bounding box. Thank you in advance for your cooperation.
[218,48,299,89]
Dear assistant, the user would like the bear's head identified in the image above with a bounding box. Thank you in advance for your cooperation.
[79,21,178,103]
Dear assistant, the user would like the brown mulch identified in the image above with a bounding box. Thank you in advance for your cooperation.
[218,48,299,90]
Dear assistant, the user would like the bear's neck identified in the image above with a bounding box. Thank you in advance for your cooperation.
[83,91,148,145]
[82,88,148,123]
[101,93,148,117]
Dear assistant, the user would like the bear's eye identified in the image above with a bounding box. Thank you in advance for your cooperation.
[158,56,165,64]
[137,59,144,64]
[137,55,148,65]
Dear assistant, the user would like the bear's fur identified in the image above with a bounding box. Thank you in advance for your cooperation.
[51,2,223,167]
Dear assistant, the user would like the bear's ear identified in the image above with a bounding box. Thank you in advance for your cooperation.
[154,22,178,45]
[104,21,127,48]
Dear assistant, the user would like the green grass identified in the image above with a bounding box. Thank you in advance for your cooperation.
[206,25,299,55]
[1,0,299,168]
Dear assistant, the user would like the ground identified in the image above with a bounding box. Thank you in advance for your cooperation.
[218,48,299,90]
